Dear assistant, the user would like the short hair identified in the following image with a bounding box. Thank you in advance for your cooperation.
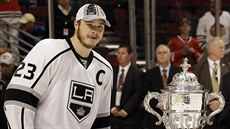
[118,43,133,54]
[156,44,170,53]
[179,17,191,26]
[206,37,221,51]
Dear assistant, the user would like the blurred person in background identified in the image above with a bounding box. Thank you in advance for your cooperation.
[0,41,10,56]
[0,80,7,129]
[196,0,230,62]
[0,41,10,79]
[0,52,16,129]
[0,0,21,59]
[50,0,76,39]
[110,43,144,129]
[142,44,181,129]
[19,13,45,57]
[0,52,18,85]
[168,18,201,72]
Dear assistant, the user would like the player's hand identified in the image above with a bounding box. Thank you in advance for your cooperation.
[111,107,120,117]
[156,102,164,111]
[181,46,190,56]
[118,110,127,118]
[208,100,220,111]
[189,47,195,53]
[159,103,164,111]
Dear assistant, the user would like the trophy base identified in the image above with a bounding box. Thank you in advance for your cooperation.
[166,112,205,129]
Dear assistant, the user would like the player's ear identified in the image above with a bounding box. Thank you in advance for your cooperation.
[74,20,80,30]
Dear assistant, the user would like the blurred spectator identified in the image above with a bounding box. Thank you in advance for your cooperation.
[0,52,15,128]
[110,44,144,129]
[194,37,230,92]
[0,41,10,79]
[0,0,21,58]
[50,0,76,39]
[196,0,230,55]
[168,18,201,71]
[142,44,181,129]
[193,37,230,129]
[0,79,7,129]
[0,52,18,85]
[0,41,10,56]
[18,13,45,57]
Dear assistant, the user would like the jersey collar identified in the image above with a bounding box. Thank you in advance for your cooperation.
[66,38,93,69]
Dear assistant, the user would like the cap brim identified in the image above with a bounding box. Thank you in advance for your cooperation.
[19,18,28,24]
[82,16,111,27]
[0,62,11,65]
[0,59,13,65]
[105,20,111,27]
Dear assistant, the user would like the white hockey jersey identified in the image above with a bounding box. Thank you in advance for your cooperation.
[4,38,113,129]
[196,11,230,51]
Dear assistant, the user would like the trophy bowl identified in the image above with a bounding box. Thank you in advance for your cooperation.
[143,58,225,129]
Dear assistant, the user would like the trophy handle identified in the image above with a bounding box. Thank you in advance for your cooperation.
[143,91,163,125]
[206,92,225,125]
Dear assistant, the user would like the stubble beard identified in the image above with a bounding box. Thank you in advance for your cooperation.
[77,27,99,49]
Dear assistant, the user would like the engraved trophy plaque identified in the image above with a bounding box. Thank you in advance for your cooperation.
[143,58,225,129]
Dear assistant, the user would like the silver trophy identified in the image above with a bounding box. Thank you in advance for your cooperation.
[143,58,225,129]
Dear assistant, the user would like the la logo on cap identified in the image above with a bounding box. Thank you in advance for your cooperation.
[86,4,97,15]
[76,3,111,27]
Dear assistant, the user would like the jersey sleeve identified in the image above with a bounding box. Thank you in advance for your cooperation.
[91,67,113,129]
[168,39,183,62]
[196,17,207,49]
[4,39,56,129]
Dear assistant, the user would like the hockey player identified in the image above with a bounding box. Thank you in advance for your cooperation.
[4,3,113,129]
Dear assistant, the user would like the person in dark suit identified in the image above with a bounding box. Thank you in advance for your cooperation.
[219,72,230,129]
[110,44,144,129]
[142,44,181,129]
[45,0,76,39]
[0,80,7,129]
[54,0,76,39]
[193,37,230,129]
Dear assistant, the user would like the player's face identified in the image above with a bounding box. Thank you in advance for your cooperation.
[156,45,171,65]
[76,19,105,49]
[117,47,132,67]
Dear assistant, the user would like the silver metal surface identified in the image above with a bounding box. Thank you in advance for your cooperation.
[144,58,225,129]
